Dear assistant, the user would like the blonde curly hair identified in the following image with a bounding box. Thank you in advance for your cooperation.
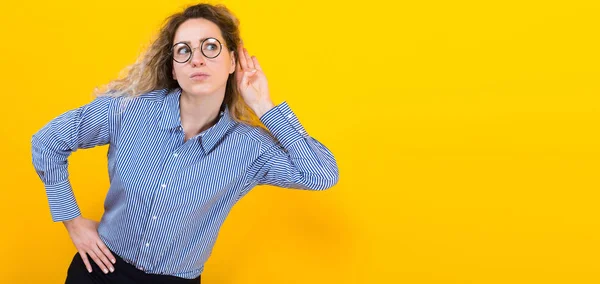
[93,3,264,129]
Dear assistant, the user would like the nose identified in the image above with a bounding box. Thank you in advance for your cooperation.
[190,47,206,67]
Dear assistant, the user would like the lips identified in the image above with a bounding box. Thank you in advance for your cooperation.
[190,72,209,79]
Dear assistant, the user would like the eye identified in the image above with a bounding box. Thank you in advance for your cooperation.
[176,46,190,54]
[204,43,218,51]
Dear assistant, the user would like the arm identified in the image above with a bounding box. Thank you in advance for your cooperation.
[31,95,116,222]
[235,44,339,190]
[251,101,339,190]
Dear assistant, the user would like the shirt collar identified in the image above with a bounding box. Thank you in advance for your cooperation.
[159,88,235,153]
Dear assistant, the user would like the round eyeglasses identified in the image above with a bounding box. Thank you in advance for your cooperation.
[172,37,225,63]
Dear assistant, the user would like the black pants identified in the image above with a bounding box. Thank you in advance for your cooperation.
[65,248,201,284]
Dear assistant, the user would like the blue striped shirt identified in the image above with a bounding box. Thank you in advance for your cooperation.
[31,87,339,279]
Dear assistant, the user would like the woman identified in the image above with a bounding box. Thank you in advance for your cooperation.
[31,3,339,283]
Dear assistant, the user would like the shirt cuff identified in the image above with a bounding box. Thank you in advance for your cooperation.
[259,101,309,149]
[44,180,82,222]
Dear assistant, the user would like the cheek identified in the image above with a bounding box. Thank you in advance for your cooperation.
[209,60,232,79]
[172,64,182,77]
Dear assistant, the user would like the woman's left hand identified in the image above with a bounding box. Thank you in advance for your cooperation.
[236,43,275,117]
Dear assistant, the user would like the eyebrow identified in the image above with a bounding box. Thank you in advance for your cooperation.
[176,37,220,44]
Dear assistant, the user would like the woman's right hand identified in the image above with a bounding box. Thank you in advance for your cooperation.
[63,216,116,274]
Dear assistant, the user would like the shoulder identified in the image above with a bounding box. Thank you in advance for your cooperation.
[99,88,170,112]
[231,122,277,150]
[120,88,170,107]
[136,88,170,103]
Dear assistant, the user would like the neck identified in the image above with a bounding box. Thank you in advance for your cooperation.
[179,89,225,136]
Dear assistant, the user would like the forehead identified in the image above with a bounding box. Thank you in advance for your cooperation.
[173,18,223,43]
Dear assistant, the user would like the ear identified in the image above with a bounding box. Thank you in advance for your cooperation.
[229,50,236,74]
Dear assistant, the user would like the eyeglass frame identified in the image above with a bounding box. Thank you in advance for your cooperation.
[171,37,227,63]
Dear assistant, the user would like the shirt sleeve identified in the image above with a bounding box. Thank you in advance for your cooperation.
[251,101,339,190]
[31,95,117,222]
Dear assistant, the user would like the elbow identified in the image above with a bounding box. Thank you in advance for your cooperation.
[31,134,45,177]
[324,168,340,190]
[322,159,340,190]
[31,134,40,165]
[316,158,340,190]
[305,166,339,191]
[31,133,46,161]
[319,176,339,191]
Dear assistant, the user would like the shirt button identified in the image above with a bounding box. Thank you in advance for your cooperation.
[138,266,144,271]
[146,242,150,247]
[161,184,167,188]
[152,215,157,220]
[173,153,179,157]
[299,130,305,133]
[287,114,293,118]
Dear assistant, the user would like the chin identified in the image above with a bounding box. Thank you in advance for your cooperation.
[184,83,215,96]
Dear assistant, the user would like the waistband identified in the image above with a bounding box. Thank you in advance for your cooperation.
[109,248,201,283]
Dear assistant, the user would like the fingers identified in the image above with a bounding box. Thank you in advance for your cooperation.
[238,44,248,71]
[80,252,93,273]
[235,56,243,73]
[92,244,115,273]
[97,241,116,265]
[235,54,244,84]
[251,56,262,71]
[67,216,116,274]
[79,242,115,274]
[244,48,256,70]
[237,42,257,71]
[240,68,249,87]
[88,248,112,274]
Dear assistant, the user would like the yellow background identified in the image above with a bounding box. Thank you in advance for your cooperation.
[1,0,598,283]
